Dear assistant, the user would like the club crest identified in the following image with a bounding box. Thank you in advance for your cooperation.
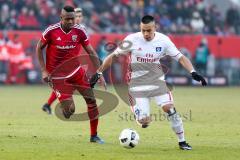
[156,47,162,52]
[72,35,77,42]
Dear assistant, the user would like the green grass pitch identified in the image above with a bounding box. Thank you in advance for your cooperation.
[0,85,240,160]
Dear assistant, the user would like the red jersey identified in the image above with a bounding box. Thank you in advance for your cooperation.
[41,22,89,73]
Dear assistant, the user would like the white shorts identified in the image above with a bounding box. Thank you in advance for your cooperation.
[130,92,174,120]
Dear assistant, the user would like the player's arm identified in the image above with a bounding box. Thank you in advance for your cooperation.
[178,55,194,73]
[177,54,207,86]
[78,27,101,68]
[178,55,207,86]
[89,35,132,88]
[165,36,207,86]
[90,45,129,88]
[98,53,116,73]
[97,38,132,73]
[89,52,117,88]
[36,39,49,82]
[83,44,107,89]
[83,44,101,68]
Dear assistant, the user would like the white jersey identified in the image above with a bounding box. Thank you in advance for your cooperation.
[114,32,182,62]
[113,32,183,92]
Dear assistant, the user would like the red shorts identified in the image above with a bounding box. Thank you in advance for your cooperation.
[51,67,90,102]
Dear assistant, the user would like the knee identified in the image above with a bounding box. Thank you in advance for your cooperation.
[61,99,74,109]
[81,89,96,105]
[85,97,96,105]
[137,116,151,128]
[162,104,174,113]
[162,104,177,117]
[60,99,75,119]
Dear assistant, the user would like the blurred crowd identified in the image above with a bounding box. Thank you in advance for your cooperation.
[1,0,240,35]
[0,34,34,84]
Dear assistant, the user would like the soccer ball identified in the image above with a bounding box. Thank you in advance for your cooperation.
[119,128,140,149]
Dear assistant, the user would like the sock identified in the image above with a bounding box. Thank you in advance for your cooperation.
[167,109,185,142]
[47,91,57,105]
[87,103,99,136]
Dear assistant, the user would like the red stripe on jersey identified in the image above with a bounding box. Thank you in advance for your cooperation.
[161,100,173,104]
[127,53,132,83]
[168,92,172,101]
[128,93,135,113]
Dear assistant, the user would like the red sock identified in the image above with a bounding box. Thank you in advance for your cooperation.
[90,119,98,136]
[47,91,57,105]
[87,103,99,136]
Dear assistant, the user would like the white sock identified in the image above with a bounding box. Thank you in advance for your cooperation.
[168,112,185,142]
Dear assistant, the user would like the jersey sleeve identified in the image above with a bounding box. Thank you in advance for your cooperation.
[79,26,90,47]
[41,27,51,45]
[113,35,134,56]
[165,36,183,61]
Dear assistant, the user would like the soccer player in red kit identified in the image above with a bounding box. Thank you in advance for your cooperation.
[42,8,85,114]
[36,6,105,144]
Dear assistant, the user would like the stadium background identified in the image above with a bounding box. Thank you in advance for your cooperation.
[0,0,239,86]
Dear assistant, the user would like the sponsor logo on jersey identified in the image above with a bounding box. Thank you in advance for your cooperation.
[56,45,76,49]
[72,35,77,42]
[156,47,162,52]
[56,37,61,41]
[136,57,160,63]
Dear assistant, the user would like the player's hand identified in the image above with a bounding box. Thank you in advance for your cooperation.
[90,72,102,88]
[191,72,207,86]
[41,70,50,83]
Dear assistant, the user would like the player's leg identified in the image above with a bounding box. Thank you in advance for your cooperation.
[54,88,75,119]
[42,91,57,114]
[51,78,76,119]
[78,87,104,144]
[58,97,75,119]
[69,67,103,144]
[155,92,192,150]
[50,92,75,119]
[131,97,151,128]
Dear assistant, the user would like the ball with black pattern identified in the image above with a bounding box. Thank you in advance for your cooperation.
[119,128,140,149]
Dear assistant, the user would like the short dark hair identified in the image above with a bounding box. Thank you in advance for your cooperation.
[63,5,75,12]
[74,8,82,13]
[141,15,155,24]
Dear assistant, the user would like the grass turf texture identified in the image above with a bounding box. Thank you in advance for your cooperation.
[0,85,240,160]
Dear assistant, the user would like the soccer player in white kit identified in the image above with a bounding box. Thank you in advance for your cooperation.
[90,15,207,150]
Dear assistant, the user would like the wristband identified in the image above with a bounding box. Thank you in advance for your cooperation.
[97,72,103,75]
[190,69,196,73]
